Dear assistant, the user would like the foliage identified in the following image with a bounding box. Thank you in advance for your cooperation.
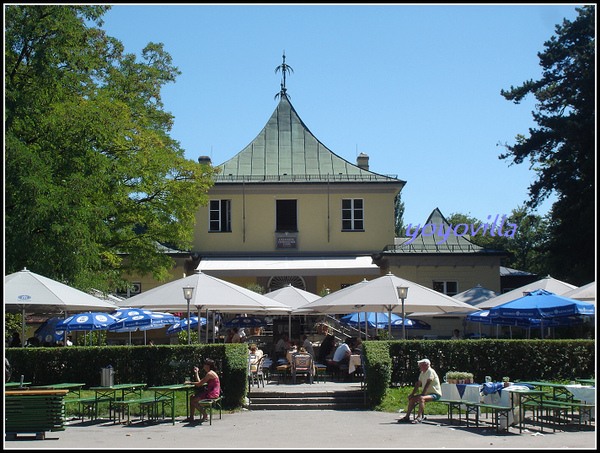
[246,283,265,294]
[362,341,392,406]
[5,343,248,409]
[498,6,595,285]
[5,313,23,340]
[447,206,551,276]
[4,5,215,292]
[394,192,406,237]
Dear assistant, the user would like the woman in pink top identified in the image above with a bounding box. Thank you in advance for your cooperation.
[185,358,221,423]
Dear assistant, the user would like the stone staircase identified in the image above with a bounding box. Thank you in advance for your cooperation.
[248,387,366,410]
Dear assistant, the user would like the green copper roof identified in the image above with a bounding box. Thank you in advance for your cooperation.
[216,94,403,184]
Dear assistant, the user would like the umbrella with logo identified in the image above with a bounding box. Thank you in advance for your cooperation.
[165,317,207,335]
[223,316,267,328]
[55,312,119,346]
[34,317,65,345]
[110,309,180,345]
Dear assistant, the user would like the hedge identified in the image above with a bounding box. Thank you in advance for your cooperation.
[5,343,248,408]
[362,339,594,406]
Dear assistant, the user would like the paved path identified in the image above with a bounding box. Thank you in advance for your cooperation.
[4,409,596,449]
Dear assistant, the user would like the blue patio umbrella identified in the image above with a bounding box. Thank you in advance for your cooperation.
[34,317,65,345]
[488,289,595,320]
[223,316,267,328]
[467,310,584,328]
[165,316,207,335]
[109,309,179,332]
[340,312,430,330]
[55,312,119,331]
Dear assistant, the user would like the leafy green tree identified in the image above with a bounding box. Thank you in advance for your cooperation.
[498,6,595,285]
[5,6,215,293]
[394,192,406,237]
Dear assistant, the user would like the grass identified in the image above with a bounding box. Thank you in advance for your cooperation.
[375,386,450,416]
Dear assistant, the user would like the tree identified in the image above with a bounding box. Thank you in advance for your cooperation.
[447,207,551,277]
[5,5,215,293]
[394,192,406,237]
[498,6,595,285]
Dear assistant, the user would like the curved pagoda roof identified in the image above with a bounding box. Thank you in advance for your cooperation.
[215,93,404,185]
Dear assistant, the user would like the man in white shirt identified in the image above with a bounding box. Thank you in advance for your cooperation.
[398,358,442,424]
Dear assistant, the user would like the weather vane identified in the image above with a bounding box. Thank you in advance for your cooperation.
[275,51,293,99]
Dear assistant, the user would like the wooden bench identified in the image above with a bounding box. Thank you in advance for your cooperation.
[5,390,67,440]
[64,397,113,420]
[112,397,171,425]
[464,402,512,433]
[437,399,466,426]
[197,396,223,425]
[537,399,595,431]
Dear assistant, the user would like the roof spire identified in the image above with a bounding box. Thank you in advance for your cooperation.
[275,51,293,99]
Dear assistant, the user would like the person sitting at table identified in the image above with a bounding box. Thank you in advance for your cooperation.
[301,335,315,358]
[274,334,292,360]
[248,344,264,371]
[185,358,221,423]
[352,337,363,355]
[318,334,336,363]
[398,358,442,424]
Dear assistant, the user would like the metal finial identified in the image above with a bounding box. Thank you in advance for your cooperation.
[275,51,293,99]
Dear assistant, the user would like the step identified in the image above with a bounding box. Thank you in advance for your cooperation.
[248,390,365,410]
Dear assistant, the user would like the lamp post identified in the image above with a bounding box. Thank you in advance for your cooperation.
[183,286,195,344]
[396,286,409,340]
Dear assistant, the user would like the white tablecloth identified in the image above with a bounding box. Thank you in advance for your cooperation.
[442,383,480,403]
[564,384,595,403]
[349,355,362,374]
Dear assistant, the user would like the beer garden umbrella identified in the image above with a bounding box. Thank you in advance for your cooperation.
[109,309,180,345]
[122,271,291,343]
[165,316,207,335]
[298,273,477,338]
[223,316,267,328]
[5,268,119,346]
[55,312,120,346]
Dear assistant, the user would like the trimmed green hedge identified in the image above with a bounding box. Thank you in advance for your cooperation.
[5,344,248,408]
[362,339,594,407]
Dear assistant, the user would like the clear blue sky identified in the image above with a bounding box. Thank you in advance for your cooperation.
[99,4,583,227]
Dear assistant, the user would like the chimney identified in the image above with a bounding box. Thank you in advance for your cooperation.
[198,156,212,166]
[356,153,369,170]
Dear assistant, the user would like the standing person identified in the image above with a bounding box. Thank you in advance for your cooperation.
[185,358,221,423]
[232,327,241,343]
[450,329,462,340]
[398,358,442,424]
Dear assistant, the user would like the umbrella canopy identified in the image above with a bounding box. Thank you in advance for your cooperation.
[340,312,431,330]
[476,276,578,309]
[467,309,585,328]
[488,289,595,320]
[5,268,120,313]
[34,317,65,345]
[561,282,596,302]
[452,285,499,306]
[298,273,476,338]
[223,316,267,328]
[109,309,179,332]
[55,312,119,331]
[165,317,207,335]
[298,273,477,315]
[264,284,321,312]
[122,271,292,314]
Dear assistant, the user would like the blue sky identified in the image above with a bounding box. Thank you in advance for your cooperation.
[99,4,584,226]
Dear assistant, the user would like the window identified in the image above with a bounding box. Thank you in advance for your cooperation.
[433,281,458,296]
[341,199,364,231]
[209,199,231,232]
[276,199,297,232]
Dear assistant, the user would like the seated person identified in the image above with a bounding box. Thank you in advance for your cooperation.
[185,359,221,423]
[248,344,264,371]
[318,334,336,363]
[331,337,353,365]
[352,337,363,355]
[301,334,315,358]
[274,334,292,360]
[398,358,442,424]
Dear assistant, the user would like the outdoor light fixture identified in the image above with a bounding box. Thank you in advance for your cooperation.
[183,286,194,345]
[396,286,409,340]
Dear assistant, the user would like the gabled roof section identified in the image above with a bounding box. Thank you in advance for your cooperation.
[384,208,507,254]
[215,94,404,185]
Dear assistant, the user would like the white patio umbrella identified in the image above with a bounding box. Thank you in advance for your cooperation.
[475,275,578,310]
[298,272,478,338]
[561,282,595,303]
[264,284,321,337]
[5,268,120,346]
[121,271,292,343]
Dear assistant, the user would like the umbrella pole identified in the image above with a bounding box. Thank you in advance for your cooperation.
[21,307,26,347]
[206,308,209,344]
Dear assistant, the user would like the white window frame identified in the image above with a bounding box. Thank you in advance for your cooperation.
[433,280,458,296]
[341,198,364,231]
